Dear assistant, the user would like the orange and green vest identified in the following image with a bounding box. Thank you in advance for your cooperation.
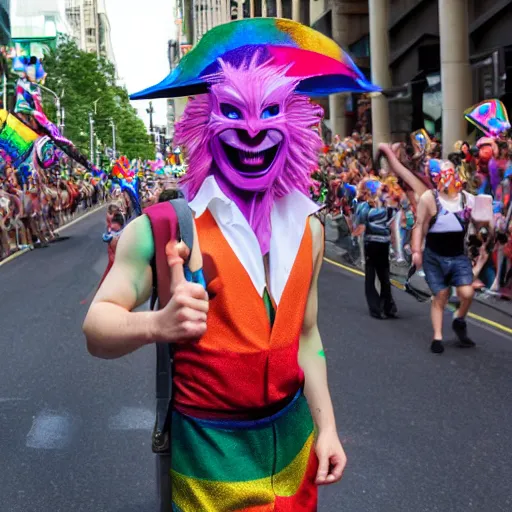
[172,209,313,419]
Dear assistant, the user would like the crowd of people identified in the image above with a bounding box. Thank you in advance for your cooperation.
[314,130,512,302]
[0,159,110,260]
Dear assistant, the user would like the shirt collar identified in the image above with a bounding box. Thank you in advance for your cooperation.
[187,175,232,218]
[188,175,320,218]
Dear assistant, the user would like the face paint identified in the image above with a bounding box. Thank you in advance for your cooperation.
[437,163,462,195]
[175,53,324,254]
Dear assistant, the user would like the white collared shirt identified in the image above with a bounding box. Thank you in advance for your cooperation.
[188,176,319,305]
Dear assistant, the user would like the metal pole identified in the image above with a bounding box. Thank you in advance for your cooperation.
[96,135,100,167]
[61,107,65,135]
[2,72,6,109]
[111,118,116,159]
[89,112,94,161]
[56,98,62,132]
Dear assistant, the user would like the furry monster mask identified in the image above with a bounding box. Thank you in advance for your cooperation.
[175,54,324,254]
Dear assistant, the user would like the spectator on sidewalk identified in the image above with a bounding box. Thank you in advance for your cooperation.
[98,212,126,287]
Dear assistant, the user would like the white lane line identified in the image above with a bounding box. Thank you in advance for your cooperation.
[108,407,154,431]
[26,410,74,450]
[54,204,107,234]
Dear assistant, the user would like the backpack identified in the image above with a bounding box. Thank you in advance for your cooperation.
[143,198,196,511]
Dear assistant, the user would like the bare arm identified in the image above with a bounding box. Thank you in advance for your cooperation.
[378,143,429,198]
[411,191,435,256]
[83,215,155,359]
[299,216,336,434]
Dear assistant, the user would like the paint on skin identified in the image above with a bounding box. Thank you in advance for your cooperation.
[318,349,325,358]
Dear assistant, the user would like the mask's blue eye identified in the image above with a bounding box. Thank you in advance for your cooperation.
[261,105,280,119]
[221,103,243,120]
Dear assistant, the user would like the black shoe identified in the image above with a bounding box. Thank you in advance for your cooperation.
[384,307,398,319]
[431,340,444,354]
[370,311,385,319]
[452,317,476,348]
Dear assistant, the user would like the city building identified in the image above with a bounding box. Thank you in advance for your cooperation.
[383,0,512,152]
[11,0,72,57]
[65,0,116,67]
[0,0,10,45]
[307,1,512,153]
[169,0,511,156]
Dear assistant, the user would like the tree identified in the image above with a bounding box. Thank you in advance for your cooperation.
[42,37,154,161]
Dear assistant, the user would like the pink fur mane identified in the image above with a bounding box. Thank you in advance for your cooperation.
[175,56,324,200]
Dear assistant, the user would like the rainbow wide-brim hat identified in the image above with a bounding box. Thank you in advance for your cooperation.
[131,18,380,100]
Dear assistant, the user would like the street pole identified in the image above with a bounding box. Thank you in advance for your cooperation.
[110,118,116,160]
[2,72,6,110]
[38,83,64,133]
[89,113,95,162]
[96,135,100,167]
[56,97,62,133]
[61,107,65,135]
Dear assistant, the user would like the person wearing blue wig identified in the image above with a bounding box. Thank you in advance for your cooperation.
[353,177,398,319]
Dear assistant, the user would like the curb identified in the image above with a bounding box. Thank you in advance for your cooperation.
[324,252,512,336]
[0,247,30,268]
[325,239,512,324]
[0,203,107,268]
[55,203,107,234]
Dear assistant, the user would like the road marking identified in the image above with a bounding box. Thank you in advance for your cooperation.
[108,407,154,431]
[0,205,107,269]
[26,410,73,450]
[55,204,107,234]
[0,248,29,268]
[324,257,512,336]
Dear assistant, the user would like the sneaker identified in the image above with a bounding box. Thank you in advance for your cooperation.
[452,317,476,348]
[384,306,398,318]
[431,340,444,354]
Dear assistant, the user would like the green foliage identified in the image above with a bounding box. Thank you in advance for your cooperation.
[42,36,154,160]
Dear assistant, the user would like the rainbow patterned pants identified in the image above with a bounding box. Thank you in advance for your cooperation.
[170,391,318,511]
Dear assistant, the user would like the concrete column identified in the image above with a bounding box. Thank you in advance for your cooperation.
[292,0,300,21]
[439,0,472,157]
[262,0,267,17]
[329,94,346,140]
[329,2,352,139]
[207,0,213,29]
[250,0,255,17]
[238,0,244,19]
[276,0,282,18]
[213,0,219,26]
[202,1,208,34]
[369,0,391,154]
[194,1,200,41]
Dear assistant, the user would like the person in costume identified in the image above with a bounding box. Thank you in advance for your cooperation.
[407,158,476,353]
[353,177,398,319]
[84,18,381,511]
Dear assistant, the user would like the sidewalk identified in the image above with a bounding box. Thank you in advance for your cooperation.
[0,202,107,268]
[324,218,512,319]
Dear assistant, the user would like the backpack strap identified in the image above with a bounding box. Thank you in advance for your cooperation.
[144,199,197,309]
[428,189,441,230]
[144,201,179,310]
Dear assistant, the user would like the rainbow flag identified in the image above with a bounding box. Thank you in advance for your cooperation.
[0,109,38,167]
[170,392,318,512]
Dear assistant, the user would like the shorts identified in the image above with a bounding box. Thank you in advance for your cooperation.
[170,390,318,511]
[423,247,473,296]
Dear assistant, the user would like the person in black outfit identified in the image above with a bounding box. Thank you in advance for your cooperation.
[353,179,398,319]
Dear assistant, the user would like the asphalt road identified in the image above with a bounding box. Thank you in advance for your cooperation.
[0,208,511,512]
